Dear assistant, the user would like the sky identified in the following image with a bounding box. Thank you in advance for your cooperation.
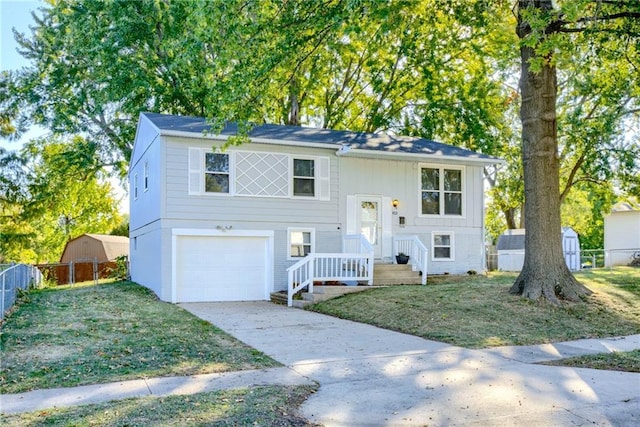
[1,0,129,213]
[1,0,46,150]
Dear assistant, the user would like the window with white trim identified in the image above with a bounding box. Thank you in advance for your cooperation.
[143,161,149,191]
[205,152,230,193]
[133,173,139,200]
[188,148,330,200]
[288,228,315,259]
[432,232,454,261]
[293,158,315,197]
[420,166,463,216]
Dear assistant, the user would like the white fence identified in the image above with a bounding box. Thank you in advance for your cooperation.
[486,248,640,271]
[1,264,43,320]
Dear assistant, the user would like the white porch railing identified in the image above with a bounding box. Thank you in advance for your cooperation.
[393,235,428,285]
[286,235,374,307]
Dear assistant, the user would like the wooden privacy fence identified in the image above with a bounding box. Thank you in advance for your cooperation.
[36,259,118,285]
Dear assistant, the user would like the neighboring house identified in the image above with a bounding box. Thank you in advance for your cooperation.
[129,112,501,303]
[60,234,130,263]
[604,203,640,267]
[496,227,581,272]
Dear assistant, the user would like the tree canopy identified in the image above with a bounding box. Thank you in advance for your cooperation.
[1,0,639,301]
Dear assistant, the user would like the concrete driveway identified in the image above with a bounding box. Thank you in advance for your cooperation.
[181,302,640,426]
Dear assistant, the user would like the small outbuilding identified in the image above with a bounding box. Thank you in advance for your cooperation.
[60,234,129,263]
[496,227,581,272]
[604,202,640,267]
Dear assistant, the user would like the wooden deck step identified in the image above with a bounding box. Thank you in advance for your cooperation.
[373,263,423,285]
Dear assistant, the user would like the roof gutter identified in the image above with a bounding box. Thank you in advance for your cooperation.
[158,129,505,166]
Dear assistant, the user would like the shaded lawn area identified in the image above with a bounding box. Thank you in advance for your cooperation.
[309,267,640,349]
[0,281,279,394]
[541,349,640,373]
[2,385,318,427]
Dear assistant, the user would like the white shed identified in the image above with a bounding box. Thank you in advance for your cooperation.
[496,227,581,272]
[604,203,640,267]
[496,229,525,271]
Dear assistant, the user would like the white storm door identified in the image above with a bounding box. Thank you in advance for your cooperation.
[357,196,382,258]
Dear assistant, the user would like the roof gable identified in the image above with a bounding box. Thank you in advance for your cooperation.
[60,234,129,262]
[141,112,501,164]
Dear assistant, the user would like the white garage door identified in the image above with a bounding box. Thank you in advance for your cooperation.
[175,235,271,302]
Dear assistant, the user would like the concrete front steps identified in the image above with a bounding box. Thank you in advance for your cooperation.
[270,285,370,308]
[373,263,423,285]
[271,263,424,308]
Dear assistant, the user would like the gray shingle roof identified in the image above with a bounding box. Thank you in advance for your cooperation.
[496,229,526,251]
[142,112,500,162]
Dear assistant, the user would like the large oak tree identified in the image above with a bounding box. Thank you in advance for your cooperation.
[510,0,640,303]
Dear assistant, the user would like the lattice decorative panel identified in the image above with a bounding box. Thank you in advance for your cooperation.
[235,152,289,197]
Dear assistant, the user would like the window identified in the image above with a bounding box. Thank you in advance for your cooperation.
[420,166,463,216]
[432,232,454,261]
[293,158,315,197]
[205,153,230,193]
[288,228,315,259]
[143,162,149,191]
[189,148,329,199]
[133,173,139,200]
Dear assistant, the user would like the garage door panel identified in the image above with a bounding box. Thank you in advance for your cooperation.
[175,234,271,302]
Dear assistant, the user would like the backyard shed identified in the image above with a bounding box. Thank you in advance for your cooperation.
[60,234,129,263]
[604,203,640,267]
[496,227,580,272]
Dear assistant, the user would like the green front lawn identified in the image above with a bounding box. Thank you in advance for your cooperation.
[2,385,318,427]
[309,267,640,349]
[0,281,279,394]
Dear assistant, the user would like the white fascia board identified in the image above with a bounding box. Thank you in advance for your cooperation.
[129,114,161,176]
[342,148,505,166]
[159,129,504,165]
[159,129,339,151]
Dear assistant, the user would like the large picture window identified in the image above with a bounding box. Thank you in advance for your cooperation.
[205,153,230,193]
[421,166,463,216]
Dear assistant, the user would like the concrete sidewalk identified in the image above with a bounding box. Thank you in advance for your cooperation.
[0,367,314,415]
[182,302,640,426]
[2,301,639,426]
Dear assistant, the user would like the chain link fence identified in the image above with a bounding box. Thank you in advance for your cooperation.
[486,248,640,271]
[1,264,43,320]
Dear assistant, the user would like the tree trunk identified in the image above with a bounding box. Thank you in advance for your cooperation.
[510,0,591,304]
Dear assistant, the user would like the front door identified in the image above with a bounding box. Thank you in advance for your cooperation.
[357,196,382,258]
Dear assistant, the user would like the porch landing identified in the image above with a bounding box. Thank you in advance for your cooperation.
[273,263,423,308]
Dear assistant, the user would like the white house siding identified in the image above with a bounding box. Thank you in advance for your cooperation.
[129,125,162,231]
[155,136,343,295]
[129,222,164,298]
[604,210,640,267]
[163,137,339,224]
[338,156,486,274]
[129,115,496,301]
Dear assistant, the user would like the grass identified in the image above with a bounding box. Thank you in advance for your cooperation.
[0,281,279,394]
[1,385,318,426]
[309,267,640,349]
[541,350,640,373]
